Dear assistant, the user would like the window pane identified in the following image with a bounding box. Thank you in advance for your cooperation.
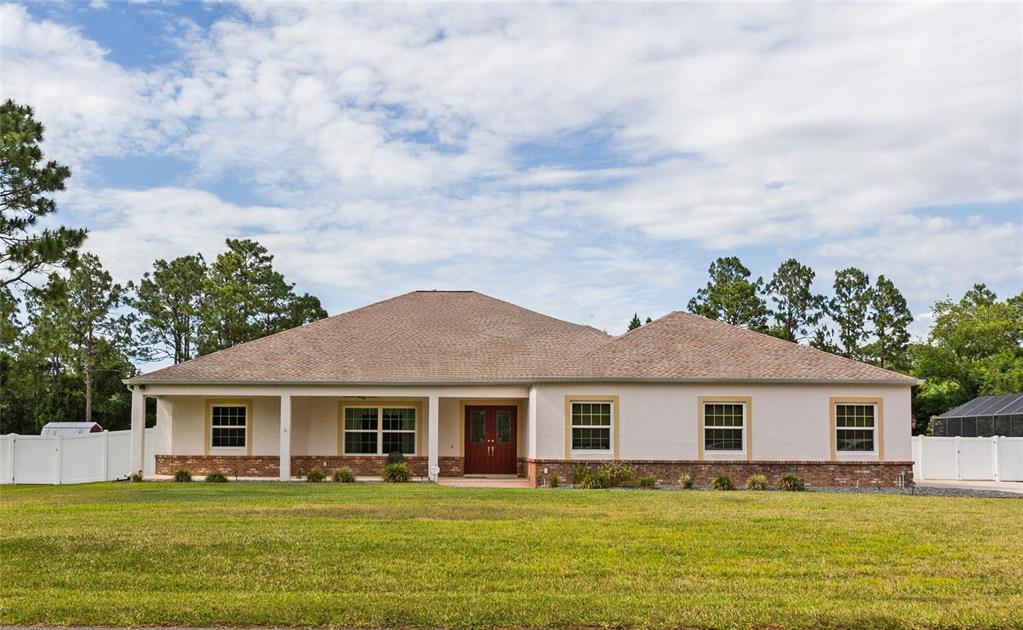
[345,431,378,454]
[382,408,415,431]
[382,432,415,454]
[704,403,743,427]
[836,404,874,428]
[496,410,512,443]
[571,402,611,427]
[572,427,610,450]
[705,427,743,451]
[211,427,245,448]
[837,429,874,451]
[471,411,486,444]
[345,407,378,431]
[211,406,246,427]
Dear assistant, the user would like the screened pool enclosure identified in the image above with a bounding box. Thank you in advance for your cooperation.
[931,392,1023,437]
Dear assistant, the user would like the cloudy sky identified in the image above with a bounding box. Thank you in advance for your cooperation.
[3,1,1021,346]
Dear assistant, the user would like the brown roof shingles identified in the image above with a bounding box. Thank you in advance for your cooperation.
[129,291,916,385]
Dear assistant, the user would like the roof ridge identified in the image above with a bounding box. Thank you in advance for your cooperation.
[463,291,612,339]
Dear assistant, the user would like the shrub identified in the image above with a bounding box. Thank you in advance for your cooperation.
[571,464,590,485]
[677,473,693,489]
[129,471,144,482]
[602,462,637,487]
[306,468,326,482]
[204,470,229,483]
[638,475,657,489]
[711,474,735,491]
[386,451,405,465]
[382,462,410,483]
[778,473,805,492]
[545,473,559,488]
[746,473,768,490]
[173,469,192,482]
[332,466,355,483]
[580,470,611,489]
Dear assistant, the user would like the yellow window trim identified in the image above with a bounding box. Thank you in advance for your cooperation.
[204,399,253,457]
[337,399,425,457]
[829,396,885,462]
[563,395,620,460]
[457,399,525,457]
[697,396,753,461]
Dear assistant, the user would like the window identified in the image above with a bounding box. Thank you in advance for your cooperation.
[210,405,246,448]
[343,406,416,455]
[704,402,745,452]
[571,401,612,451]
[836,403,875,452]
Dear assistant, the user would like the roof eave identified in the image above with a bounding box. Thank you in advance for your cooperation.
[125,376,920,387]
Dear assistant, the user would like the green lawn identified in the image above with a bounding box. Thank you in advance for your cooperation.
[1,483,1021,629]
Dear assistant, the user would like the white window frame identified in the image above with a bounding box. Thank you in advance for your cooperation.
[702,401,747,457]
[343,406,417,456]
[209,403,248,452]
[569,400,614,455]
[834,402,878,455]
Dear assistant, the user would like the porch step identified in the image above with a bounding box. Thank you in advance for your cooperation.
[436,477,531,488]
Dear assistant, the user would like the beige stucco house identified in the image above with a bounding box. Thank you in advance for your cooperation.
[127,290,917,486]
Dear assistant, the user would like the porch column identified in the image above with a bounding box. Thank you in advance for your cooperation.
[129,386,145,474]
[427,395,439,481]
[279,394,292,481]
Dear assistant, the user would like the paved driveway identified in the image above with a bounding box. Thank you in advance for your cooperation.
[916,479,1023,495]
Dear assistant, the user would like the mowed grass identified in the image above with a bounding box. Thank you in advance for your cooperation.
[1,483,1021,629]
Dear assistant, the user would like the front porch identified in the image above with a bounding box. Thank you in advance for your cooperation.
[129,385,533,482]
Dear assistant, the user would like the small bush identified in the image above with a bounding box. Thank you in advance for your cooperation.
[711,474,735,491]
[546,473,560,488]
[332,466,355,483]
[386,451,405,465]
[638,475,657,489]
[129,471,144,482]
[306,468,326,482]
[204,470,229,483]
[580,470,611,489]
[677,473,693,489]
[746,473,768,490]
[778,473,805,491]
[382,462,410,483]
[602,462,637,487]
[571,464,590,485]
[173,469,192,482]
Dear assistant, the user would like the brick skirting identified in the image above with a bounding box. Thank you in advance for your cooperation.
[157,454,471,478]
[525,459,914,488]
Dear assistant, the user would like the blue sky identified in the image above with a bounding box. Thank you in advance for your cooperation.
[2,1,1021,359]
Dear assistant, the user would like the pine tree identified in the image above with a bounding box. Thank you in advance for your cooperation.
[687,256,769,330]
[765,258,826,341]
[628,313,642,331]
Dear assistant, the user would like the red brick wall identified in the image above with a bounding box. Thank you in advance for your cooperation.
[526,459,913,488]
[157,455,438,478]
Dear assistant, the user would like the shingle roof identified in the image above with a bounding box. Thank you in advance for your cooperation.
[937,393,1023,419]
[553,311,918,384]
[129,291,917,385]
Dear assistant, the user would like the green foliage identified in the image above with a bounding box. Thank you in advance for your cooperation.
[1,99,85,288]
[687,256,769,331]
[545,473,559,488]
[601,462,636,486]
[197,239,327,354]
[173,469,192,482]
[864,275,912,370]
[711,475,735,491]
[831,267,872,359]
[579,469,611,489]
[131,255,207,364]
[638,475,657,489]
[765,258,826,342]
[570,463,590,485]
[777,473,805,491]
[627,313,642,331]
[677,473,693,489]
[746,474,768,490]
[204,471,229,483]
[332,467,355,483]
[306,468,326,482]
[382,462,410,483]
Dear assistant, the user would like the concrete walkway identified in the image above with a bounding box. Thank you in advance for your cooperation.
[437,476,532,488]
[916,479,1023,495]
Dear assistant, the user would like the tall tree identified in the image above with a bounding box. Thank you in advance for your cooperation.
[687,256,769,330]
[830,267,872,359]
[198,239,327,354]
[627,313,642,331]
[765,258,826,341]
[1,100,85,287]
[132,254,207,364]
[865,275,912,370]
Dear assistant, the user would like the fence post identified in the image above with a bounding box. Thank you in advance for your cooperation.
[101,430,110,481]
[917,435,926,480]
[992,435,1000,482]
[55,434,63,485]
[954,436,961,480]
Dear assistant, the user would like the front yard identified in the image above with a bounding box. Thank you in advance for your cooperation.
[1,483,1021,629]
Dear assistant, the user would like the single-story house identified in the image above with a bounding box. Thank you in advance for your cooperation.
[127,290,917,486]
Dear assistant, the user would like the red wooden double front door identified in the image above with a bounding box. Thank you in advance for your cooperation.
[464,405,517,474]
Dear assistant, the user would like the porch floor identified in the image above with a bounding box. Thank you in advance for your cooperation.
[436,477,531,488]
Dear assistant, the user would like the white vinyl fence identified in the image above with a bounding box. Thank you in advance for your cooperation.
[912,435,1023,481]
[0,428,160,485]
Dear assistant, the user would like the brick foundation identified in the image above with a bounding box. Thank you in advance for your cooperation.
[525,459,914,488]
[156,454,437,478]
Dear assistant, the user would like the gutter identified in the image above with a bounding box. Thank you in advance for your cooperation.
[124,376,921,387]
